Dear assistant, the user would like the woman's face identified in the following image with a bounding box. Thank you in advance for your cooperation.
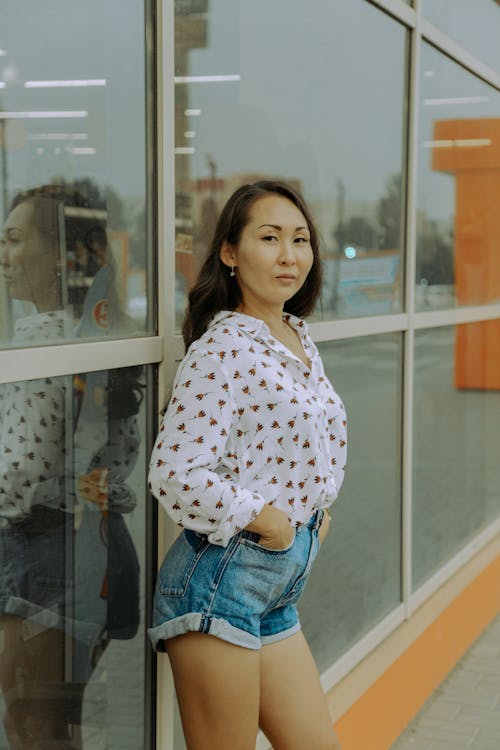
[221,194,314,313]
[0,201,59,309]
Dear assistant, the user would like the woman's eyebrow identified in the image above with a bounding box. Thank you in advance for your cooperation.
[257,223,309,231]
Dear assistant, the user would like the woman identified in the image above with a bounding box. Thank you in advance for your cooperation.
[148,180,347,750]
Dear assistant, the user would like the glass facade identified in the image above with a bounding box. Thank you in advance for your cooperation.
[0,1,152,346]
[422,0,500,73]
[300,335,402,671]
[416,43,500,312]
[0,366,149,748]
[0,2,153,748]
[173,0,408,325]
[412,325,500,589]
[2,0,500,748]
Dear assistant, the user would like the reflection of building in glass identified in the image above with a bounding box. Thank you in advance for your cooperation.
[174,0,209,287]
[432,117,500,389]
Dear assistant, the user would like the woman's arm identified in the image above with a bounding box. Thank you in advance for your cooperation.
[148,350,267,546]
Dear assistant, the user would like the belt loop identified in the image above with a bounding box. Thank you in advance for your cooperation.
[317,509,325,530]
[310,509,323,531]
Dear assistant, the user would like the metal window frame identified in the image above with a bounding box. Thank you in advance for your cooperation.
[154,0,500,746]
[154,2,178,749]
[0,336,163,385]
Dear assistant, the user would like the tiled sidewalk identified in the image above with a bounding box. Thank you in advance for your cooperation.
[391,614,500,750]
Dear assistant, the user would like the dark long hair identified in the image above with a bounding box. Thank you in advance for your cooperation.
[182,180,322,350]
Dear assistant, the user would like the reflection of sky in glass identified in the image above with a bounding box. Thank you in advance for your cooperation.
[0,0,146,214]
[422,0,500,73]
[178,0,406,206]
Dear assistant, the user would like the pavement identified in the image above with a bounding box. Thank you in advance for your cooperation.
[390,614,500,750]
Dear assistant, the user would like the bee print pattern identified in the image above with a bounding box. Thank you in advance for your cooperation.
[148,311,347,547]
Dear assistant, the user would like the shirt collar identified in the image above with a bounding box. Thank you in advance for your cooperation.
[208,310,314,368]
[208,310,309,340]
[208,310,266,338]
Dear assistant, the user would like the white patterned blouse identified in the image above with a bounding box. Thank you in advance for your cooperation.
[148,311,347,546]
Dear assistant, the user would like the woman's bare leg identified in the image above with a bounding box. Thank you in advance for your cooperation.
[167,632,261,750]
[259,630,342,750]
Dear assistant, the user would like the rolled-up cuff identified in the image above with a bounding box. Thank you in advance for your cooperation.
[148,612,261,651]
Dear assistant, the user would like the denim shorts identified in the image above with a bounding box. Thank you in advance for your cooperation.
[148,510,323,651]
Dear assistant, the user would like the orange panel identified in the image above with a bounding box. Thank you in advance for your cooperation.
[334,555,500,750]
[455,320,500,390]
[432,119,500,390]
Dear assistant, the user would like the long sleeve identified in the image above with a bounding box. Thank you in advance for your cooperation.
[148,311,347,545]
[316,360,347,502]
[85,416,140,514]
[0,376,66,519]
[148,349,266,546]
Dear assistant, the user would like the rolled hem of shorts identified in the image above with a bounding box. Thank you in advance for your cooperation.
[261,621,301,646]
[148,612,261,651]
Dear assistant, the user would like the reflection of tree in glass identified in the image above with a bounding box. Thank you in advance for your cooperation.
[333,173,404,254]
[417,216,454,285]
[332,171,453,284]
[194,196,219,272]
[377,173,402,250]
[334,214,377,254]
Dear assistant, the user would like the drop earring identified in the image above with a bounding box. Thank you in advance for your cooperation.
[230,263,236,277]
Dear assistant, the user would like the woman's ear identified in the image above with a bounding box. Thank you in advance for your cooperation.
[219,241,236,269]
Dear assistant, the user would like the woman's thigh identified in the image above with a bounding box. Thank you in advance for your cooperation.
[259,631,342,750]
[167,632,261,750]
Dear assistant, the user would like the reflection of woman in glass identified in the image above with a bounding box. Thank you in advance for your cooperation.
[149,181,346,749]
[0,185,140,748]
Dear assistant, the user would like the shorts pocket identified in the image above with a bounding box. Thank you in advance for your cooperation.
[276,529,320,606]
[156,530,208,597]
[239,531,295,555]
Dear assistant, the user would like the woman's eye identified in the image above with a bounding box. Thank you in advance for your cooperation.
[263,235,277,242]
[4,234,20,246]
[294,236,309,244]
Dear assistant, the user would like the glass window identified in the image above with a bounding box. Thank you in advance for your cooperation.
[422,0,500,73]
[416,44,500,311]
[0,1,153,346]
[174,0,408,326]
[300,334,402,671]
[0,365,150,748]
[412,325,500,590]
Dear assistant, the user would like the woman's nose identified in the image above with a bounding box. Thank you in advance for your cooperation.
[279,241,296,263]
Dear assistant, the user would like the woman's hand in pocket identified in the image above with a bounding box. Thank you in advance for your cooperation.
[245,504,295,550]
